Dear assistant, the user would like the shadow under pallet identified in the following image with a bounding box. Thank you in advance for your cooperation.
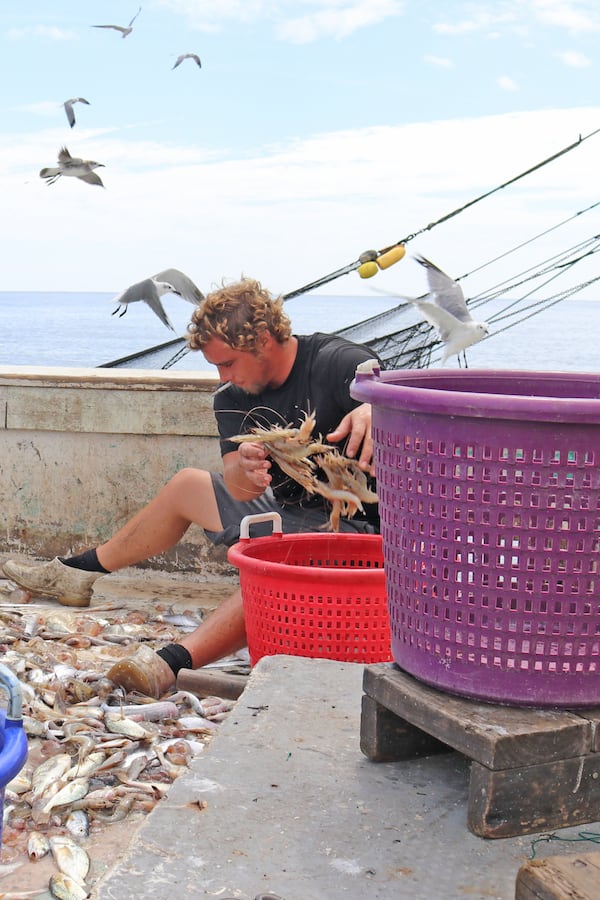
[360,663,600,839]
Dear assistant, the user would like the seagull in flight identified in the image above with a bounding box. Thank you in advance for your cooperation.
[110,268,203,330]
[152,268,204,305]
[172,53,202,70]
[409,254,489,367]
[39,147,105,187]
[63,97,90,129]
[92,6,141,38]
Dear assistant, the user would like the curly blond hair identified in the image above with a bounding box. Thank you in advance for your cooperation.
[187,277,292,352]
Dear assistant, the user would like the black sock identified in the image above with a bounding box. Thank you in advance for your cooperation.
[59,548,110,574]
[157,643,193,677]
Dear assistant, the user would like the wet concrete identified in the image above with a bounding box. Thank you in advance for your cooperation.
[93,654,600,900]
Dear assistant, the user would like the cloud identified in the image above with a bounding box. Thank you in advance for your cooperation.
[432,1,600,40]
[558,49,592,67]
[156,0,405,41]
[6,24,76,40]
[275,0,405,42]
[531,0,600,34]
[497,75,519,91]
[433,9,514,36]
[424,54,454,68]
[2,107,598,293]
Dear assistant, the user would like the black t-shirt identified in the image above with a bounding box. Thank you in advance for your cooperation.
[213,332,379,526]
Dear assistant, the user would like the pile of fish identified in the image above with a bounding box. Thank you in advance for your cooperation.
[0,590,244,899]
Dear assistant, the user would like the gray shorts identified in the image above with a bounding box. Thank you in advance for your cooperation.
[205,472,377,547]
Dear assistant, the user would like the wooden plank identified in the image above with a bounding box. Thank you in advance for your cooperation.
[468,754,600,838]
[360,695,449,762]
[578,709,600,752]
[363,665,593,769]
[516,851,600,900]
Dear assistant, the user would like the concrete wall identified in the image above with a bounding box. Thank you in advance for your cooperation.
[0,365,232,574]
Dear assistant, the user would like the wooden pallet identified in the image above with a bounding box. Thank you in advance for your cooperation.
[516,851,600,899]
[360,663,600,839]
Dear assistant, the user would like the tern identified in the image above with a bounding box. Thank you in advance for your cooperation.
[152,268,204,305]
[172,53,202,70]
[92,6,141,38]
[39,147,105,187]
[110,269,203,329]
[410,254,489,366]
[111,277,191,331]
[63,97,90,129]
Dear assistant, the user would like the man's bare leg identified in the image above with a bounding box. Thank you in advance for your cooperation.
[179,589,247,667]
[97,468,222,571]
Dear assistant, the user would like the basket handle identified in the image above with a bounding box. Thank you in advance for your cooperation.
[239,512,283,540]
[0,662,23,721]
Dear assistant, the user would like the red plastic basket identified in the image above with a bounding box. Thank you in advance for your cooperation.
[227,514,392,665]
[352,368,600,708]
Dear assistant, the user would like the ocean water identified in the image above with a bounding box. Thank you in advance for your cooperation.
[0,290,599,374]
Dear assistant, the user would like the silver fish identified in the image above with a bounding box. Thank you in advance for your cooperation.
[104,712,152,740]
[50,835,90,884]
[49,872,90,900]
[42,777,89,814]
[64,808,90,838]
[31,753,73,799]
[28,829,51,860]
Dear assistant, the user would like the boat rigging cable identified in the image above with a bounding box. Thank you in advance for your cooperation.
[339,232,600,368]
[100,126,599,370]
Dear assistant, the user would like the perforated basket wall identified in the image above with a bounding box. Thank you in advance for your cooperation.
[351,369,600,707]
[227,533,392,665]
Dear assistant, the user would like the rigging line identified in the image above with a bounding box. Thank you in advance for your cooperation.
[485,264,593,321]
[467,236,600,310]
[482,277,600,339]
[378,126,600,253]
[282,127,600,302]
[455,200,600,283]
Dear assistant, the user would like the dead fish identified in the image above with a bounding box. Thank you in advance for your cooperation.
[7,768,33,795]
[32,753,73,799]
[175,714,218,733]
[50,835,90,884]
[42,777,89,814]
[64,809,90,838]
[28,829,51,860]
[102,700,178,722]
[152,612,203,631]
[49,872,90,900]
[104,712,152,740]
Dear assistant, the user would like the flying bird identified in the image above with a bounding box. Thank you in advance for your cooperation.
[110,278,185,331]
[152,268,204,305]
[172,53,202,70]
[39,147,105,187]
[409,254,489,366]
[92,6,141,38]
[63,97,90,129]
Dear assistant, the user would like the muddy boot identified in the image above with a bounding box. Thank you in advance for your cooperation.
[107,644,176,698]
[2,557,103,608]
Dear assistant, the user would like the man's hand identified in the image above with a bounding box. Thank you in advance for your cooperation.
[326,403,374,474]
[236,440,272,489]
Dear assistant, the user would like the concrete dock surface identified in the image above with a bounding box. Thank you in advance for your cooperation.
[93,654,600,900]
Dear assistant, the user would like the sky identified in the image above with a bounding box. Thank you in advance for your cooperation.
[0,0,599,302]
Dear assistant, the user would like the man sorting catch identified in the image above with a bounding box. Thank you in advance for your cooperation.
[3,278,380,698]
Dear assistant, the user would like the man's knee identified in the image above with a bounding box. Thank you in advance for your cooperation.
[168,467,213,494]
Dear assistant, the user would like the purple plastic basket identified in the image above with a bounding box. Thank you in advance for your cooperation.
[351,368,600,707]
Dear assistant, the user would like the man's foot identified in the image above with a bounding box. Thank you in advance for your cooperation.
[107,644,176,698]
[2,557,103,607]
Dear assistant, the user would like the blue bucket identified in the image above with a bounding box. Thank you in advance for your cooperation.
[0,663,28,853]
